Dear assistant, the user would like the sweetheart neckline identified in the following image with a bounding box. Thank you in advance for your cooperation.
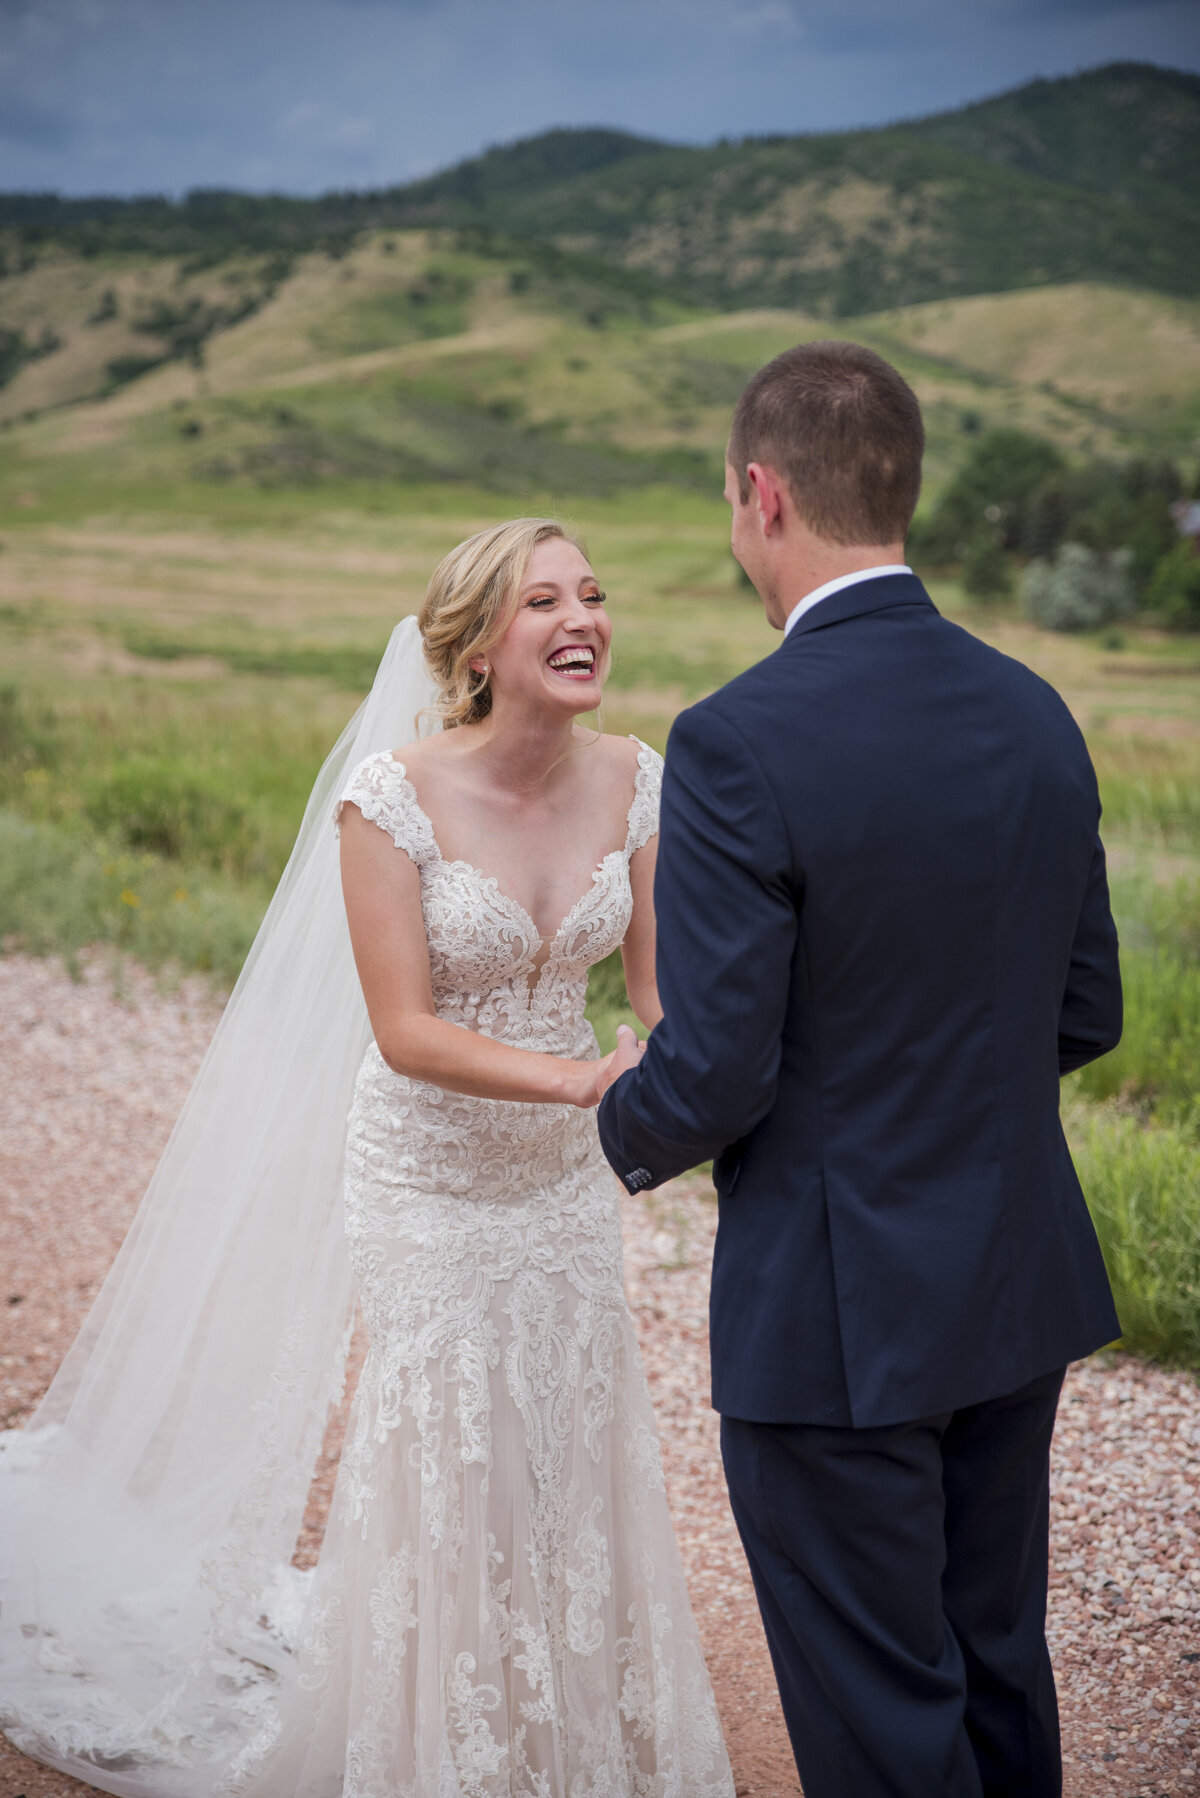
[378,738,654,987]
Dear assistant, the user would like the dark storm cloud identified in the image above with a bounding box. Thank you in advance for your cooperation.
[0,0,1197,196]
[0,93,76,150]
[1005,0,1160,15]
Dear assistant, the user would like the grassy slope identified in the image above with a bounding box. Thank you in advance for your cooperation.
[3,233,1199,502]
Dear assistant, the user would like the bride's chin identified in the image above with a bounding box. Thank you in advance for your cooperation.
[539,678,602,710]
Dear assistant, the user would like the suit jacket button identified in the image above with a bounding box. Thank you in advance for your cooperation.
[625,1166,652,1192]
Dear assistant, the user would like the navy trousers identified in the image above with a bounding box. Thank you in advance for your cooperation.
[720,1366,1065,1798]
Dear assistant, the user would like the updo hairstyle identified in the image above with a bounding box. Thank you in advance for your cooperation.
[418,518,586,729]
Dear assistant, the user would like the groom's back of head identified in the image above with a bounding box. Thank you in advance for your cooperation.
[728,340,924,548]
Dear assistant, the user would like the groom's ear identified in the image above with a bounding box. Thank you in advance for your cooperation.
[746,462,786,536]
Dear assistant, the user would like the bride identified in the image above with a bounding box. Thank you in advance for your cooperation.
[0,518,734,1798]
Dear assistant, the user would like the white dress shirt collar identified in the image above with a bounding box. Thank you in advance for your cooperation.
[782,565,913,639]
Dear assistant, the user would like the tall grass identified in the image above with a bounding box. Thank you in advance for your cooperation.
[0,682,337,883]
[1071,945,1200,1125]
[1066,1101,1200,1366]
[0,811,264,984]
[1063,875,1200,1366]
[1071,876,1200,1126]
[1093,736,1200,857]
[1097,771,1200,853]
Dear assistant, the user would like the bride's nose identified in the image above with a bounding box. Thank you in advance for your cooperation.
[562,598,594,631]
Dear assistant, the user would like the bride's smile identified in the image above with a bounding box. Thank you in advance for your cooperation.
[473,535,612,719]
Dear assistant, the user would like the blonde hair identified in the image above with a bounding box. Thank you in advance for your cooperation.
[418,517,587,730]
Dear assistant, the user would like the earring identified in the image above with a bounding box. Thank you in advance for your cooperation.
[480,663,490,675]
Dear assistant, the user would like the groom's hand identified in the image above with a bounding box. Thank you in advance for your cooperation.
[591,1024,646,1105]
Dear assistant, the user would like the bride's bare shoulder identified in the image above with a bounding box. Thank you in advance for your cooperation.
[595,731,647,769]
[597,732,659,779]
[582,731,654,805]
[388,734,460,776]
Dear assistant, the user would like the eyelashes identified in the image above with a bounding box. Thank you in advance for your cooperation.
[526,590,607,608]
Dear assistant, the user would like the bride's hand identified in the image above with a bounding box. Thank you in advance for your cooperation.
[577,1025,645,1108]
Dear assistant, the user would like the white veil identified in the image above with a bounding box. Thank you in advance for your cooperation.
[0,616,439,1796]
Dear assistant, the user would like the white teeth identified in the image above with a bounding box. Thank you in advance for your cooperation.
[548,648,594,669]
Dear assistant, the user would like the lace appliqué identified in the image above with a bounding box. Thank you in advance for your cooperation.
[235,735,730,1795]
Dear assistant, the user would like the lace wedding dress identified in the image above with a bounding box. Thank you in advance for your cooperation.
[234,740,733,1797]
[0,613,731,1798]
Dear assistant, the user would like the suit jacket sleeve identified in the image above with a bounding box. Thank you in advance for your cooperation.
[598,702,797,1191]
[1058,832,1122,1075]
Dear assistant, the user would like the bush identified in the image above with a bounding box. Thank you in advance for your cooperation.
[961,533,1013,600]
[0,322,62,382]
[1000,454,1181,591]
[1021,542,1135,632]
[105,352,168,390]
[86,287,119,325]
[1145,540,1200,630]
[917,429,1066,562]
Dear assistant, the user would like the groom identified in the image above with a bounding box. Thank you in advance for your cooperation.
[597,341,1122,1797]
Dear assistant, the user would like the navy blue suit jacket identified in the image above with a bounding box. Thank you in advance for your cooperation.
[598,573,1122,1428]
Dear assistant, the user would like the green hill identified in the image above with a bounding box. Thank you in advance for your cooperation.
[2,241,1197,524]
[907,62,1200,217]
[468,125,1196,315]
[2,64,1197,318]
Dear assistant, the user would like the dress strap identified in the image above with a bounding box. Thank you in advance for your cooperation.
[624,738,663,857]
[335,750,438,866]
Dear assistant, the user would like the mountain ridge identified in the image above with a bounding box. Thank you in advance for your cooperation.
[1,63,1196,315]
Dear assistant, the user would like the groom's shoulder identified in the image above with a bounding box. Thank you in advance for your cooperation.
[679,642,796,737]
[662,660,792,796]
[669,657,775,748]
[938,610,1085,720]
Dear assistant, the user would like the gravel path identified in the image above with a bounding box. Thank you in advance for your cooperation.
[1,953,1197,1798]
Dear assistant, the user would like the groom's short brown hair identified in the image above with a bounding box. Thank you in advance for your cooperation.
[728,340,924,546]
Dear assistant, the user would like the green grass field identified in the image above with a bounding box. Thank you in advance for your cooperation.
[1,231,1198,1368]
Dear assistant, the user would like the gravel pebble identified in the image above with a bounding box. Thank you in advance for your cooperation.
[1,953,1197,1797]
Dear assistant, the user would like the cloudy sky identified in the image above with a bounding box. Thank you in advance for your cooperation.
[1,0,1198,198]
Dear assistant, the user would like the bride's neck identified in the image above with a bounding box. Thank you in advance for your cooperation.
[462,700,583,794]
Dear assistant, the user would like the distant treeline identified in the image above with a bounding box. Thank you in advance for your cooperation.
[0,127,668,265]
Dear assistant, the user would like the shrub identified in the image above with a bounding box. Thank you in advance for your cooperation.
[961,533,1013,600]
[918,428,1066,561]
[1145,541,1200,630]
[86,287,119,325]
[105,352,168,390]
[1021,542,1135,632]
[1014,456,1181,590]
[0,327,31,388]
